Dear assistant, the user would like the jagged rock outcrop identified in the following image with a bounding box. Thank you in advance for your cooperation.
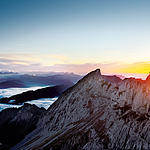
[11,69,150,150]
[0,103,46,150]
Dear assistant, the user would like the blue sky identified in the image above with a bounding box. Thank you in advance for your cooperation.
[0,0,150,74]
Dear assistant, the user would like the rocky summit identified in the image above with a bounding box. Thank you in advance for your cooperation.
[10,69,150,150]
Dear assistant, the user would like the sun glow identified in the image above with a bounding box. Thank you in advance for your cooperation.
[115,62,150,74]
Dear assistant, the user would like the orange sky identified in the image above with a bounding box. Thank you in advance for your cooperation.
[0,54,150,78]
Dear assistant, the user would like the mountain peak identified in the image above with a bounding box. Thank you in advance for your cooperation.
[79,68,101,81]
[12,69,150,150]
[85,68,101,77]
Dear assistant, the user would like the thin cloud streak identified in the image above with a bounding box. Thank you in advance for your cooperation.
[0,53,150,74]
[0,55,150,77]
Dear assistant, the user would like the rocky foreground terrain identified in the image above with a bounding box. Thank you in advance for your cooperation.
[0,104,46,150]
[1,69,150,150]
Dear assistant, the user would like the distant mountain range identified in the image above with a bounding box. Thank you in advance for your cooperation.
[0,71,18,75]
[0,80,27,89]
[0,73,82,89]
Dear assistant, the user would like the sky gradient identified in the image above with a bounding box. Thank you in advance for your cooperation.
[0,0,150,76]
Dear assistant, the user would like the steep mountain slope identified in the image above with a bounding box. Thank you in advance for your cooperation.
[12,69,150,150]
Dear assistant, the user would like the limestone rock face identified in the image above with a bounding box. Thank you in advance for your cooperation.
[12,69,150,150]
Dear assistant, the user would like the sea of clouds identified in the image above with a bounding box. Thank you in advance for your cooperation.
[0,87,57,111]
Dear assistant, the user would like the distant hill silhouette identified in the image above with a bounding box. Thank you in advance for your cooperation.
[0,82,73,104]
[0,73,82,89]
[0,80,27,89]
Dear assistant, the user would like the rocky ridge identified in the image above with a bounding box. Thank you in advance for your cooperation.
[11,69,150,150]
[0,103,46,150]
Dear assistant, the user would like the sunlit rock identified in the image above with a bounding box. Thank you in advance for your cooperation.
[10,69,150,150]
